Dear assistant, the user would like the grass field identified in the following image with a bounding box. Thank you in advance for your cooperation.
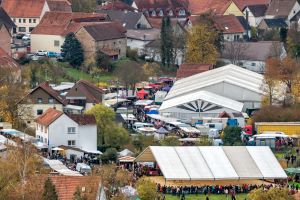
[63,67,114,83]
[165,194,248,200]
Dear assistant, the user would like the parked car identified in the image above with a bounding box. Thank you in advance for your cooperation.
[47,51,57,58]
[36,50,48,56]
[22,34,30,40]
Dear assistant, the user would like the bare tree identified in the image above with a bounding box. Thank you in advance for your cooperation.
[223,42,249,65]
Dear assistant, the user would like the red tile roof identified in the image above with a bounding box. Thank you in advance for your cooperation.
[134,0,188,10]
[50,176,101,200]
[213,14,245,33]
[97,0,135,12]
[176,63,213,78]
[31,11,108,36]
[34,108,63,126]
[0,47,20,72]
[187,0,232,15]
[67,114,96,125]
[147,17,181,28]
[47,0,72,12]
[1,0,46,18]
[233,0,270,11]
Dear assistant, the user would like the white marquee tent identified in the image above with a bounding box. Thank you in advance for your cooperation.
[135,146,287,181]
[163,64,264,111]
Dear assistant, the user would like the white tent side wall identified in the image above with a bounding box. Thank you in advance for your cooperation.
[246,146,287,179]
[175,147,214,180]
[150,146,190,180]
[199,147,239,180]
[222,146,263,179]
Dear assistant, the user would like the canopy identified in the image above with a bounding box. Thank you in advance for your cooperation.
[136,89,148,99]
[135,146,287,181]
[156,127,169,134]
[119,149,134,157]
[118,156,136,162]
[52,147,64,151]
[162,85,171,92]
[285,168,300,174]
[43,158,82,176]
[147,110,159,115]
[134,100,153,106]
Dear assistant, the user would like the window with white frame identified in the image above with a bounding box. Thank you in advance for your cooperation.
[68,140,76,146]
[67,127,76,134]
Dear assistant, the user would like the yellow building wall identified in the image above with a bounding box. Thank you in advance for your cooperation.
[224,2,244,16]
[257,125,300,136]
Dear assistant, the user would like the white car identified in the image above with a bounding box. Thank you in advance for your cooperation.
[36,50,48,56]
[22,34,30,40]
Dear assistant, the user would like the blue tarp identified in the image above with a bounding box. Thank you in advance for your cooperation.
[147,110,159,114]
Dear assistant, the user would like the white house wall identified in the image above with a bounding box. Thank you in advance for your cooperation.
[243,8,264,27]
[78,125,97,152]
[31,34,65,53]
[48,114,79,149]
[220,58,265,73]
[127,39,151,55]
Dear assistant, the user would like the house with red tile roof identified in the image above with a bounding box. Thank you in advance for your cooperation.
[47,0,72,12]
[50,176,106,200]
[75,21,127,61]
[65,80,104,111]
[176,63,213,79]
[1,0,50,33]
[30,11,109,54]
[35,107,97,152]
[213,15,245,41]
[18,82,66,126]
[132,0,189,18]
[0,47,21,82]
[188,0,243,16]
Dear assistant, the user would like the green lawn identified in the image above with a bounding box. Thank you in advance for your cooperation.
[63,67,114,83]
[165,194,248,200]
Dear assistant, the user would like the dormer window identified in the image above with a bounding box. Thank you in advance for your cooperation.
[169,10,173,16]
[179,9,186,16]
[151,10,156,16]
[144,10,149,16]
[159,10,164,16]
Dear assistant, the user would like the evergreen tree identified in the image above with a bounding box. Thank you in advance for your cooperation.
[43,178,58,200]
[160,17,167,67]
[61,33,84,68]
[160,17,174,68]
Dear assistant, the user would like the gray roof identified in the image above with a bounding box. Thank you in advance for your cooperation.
[237,16,251,30]
[221,41,285,61]
[0,6,16,29]
[83,22,126,41]
[263,18,288,28]
[97,10,146,29]
[247,4,268,17]
[265,0,297,17]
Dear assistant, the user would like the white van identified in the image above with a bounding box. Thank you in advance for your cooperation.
[76,163,91,174]
[204,123,223,132]
[133,122,154,132]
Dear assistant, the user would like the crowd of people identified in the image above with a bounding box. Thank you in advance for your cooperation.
[156,183,297,200]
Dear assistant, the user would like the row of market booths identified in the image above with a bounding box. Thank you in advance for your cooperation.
[134,146,288,186]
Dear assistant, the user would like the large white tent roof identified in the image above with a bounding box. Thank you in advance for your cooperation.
[135,146,287,181]
[166,64,264,101]
[159,90,244,112]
